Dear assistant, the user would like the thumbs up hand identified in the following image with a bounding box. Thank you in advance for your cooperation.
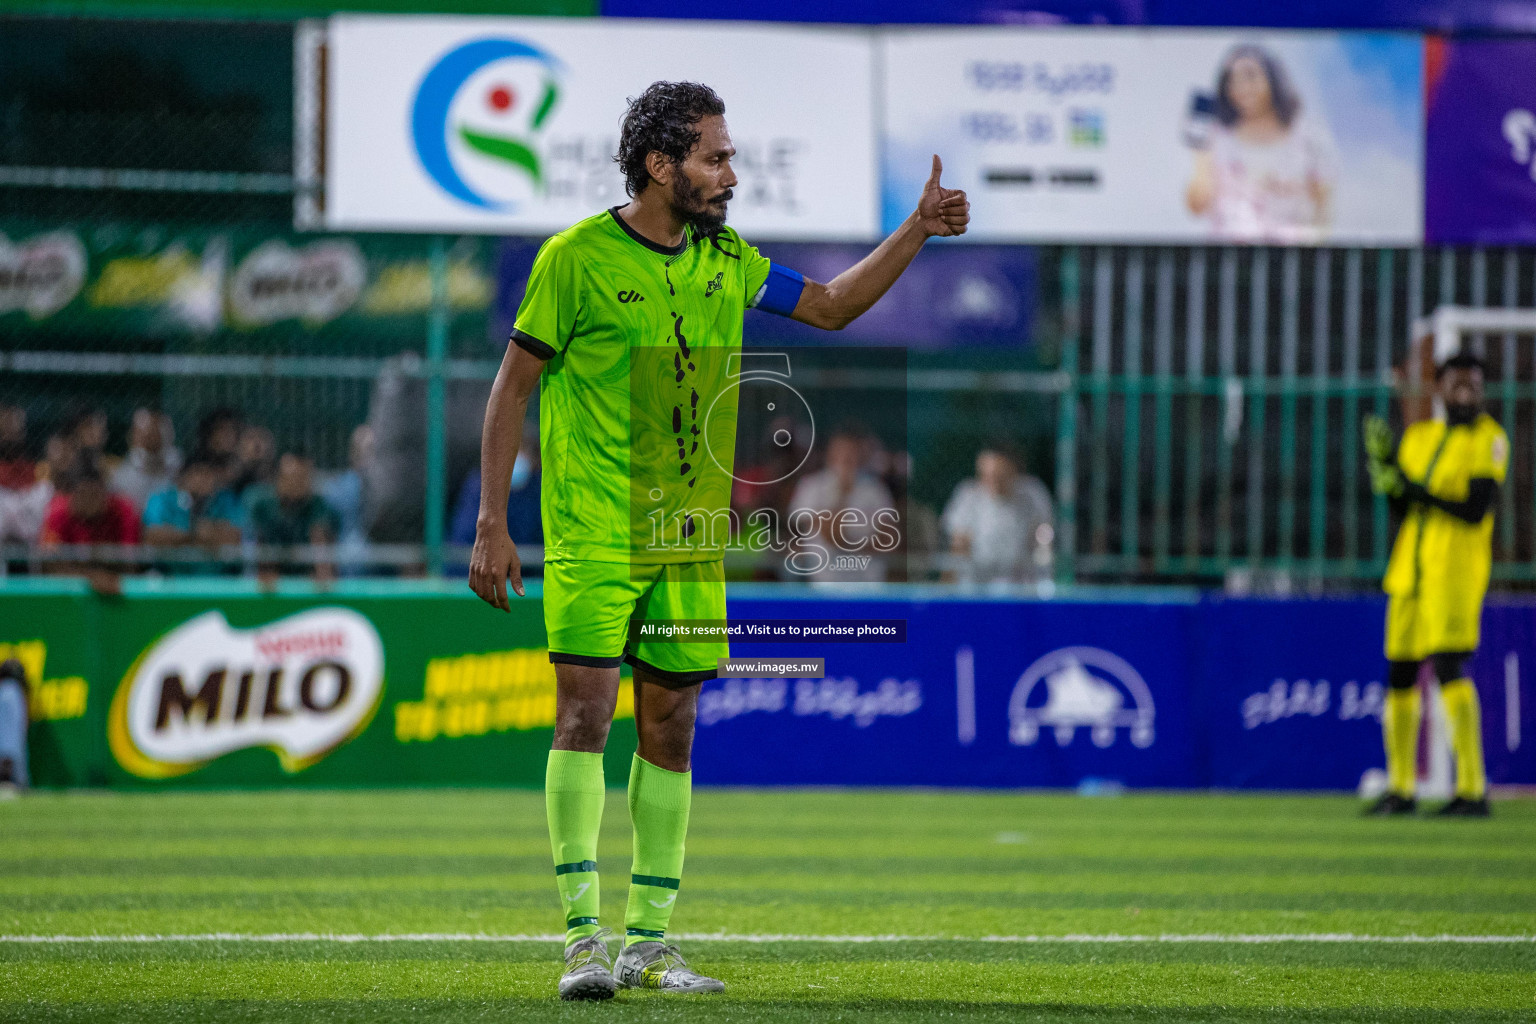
[917,155,970,238]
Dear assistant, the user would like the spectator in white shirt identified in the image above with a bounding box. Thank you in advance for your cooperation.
[111,409,182,513]
[786,430,895,583]
[942,445,1054,584]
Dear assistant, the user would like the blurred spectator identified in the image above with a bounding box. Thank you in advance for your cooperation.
[192,407,243,481]
[450,426,542,550]
[942,445,1054,585]
[111,408,182,512]
[887,451,941,580]
[321,424,375,546]
[321,425,376,576]
[0,658,28,792]
[64,405,116,475]
[248,452,340,585]
[0,405,33,488]
[39,430,79,487]
[142,457,243,574]
[0,406,51,549]
[230,425,276,504]
[732,413,811,522]
[39,459,141,595]
[786,429,894,583]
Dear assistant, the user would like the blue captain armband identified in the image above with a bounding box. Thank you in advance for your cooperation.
[750,263,805,317]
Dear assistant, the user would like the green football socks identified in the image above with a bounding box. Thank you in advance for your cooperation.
[1440,678,1488,800]
[1383,686,1421,798]
[546,749,605,947]
[624,755,691,947]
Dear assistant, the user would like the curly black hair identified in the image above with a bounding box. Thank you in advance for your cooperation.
[615,81,725,198]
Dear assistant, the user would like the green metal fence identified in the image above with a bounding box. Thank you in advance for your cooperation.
[1048,246,1536,588]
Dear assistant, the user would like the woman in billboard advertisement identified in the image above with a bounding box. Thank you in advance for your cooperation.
[1185,44,1338,244]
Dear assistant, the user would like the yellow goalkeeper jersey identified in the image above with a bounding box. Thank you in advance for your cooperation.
[1383,413,1509,600]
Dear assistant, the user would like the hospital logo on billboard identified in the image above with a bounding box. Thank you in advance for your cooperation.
[109,608,384,778]
[1008,646,1154,749]
[411,37,564,211]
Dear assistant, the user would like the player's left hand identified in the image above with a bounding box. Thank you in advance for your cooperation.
[917,155,969,238]
[1362,416,1394,464]
[1367,458,1404,498]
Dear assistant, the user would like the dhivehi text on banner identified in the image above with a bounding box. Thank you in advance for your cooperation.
[880,29,1423,245]
[324,15,879,240]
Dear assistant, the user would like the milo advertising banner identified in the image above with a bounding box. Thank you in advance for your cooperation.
[0,223,493,339]
[10,583,638,789]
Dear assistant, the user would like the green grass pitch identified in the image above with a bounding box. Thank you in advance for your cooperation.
[2,788,1534,1022]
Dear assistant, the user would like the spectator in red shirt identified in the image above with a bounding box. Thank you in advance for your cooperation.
[40,460,140,594]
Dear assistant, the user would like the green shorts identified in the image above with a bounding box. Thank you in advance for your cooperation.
[543,558,728,685]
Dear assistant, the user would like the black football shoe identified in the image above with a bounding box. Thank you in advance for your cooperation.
[1435,796,1491,818]
[1363,792,1417,816]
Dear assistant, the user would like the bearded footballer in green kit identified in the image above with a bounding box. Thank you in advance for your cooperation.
[468,81,970,999]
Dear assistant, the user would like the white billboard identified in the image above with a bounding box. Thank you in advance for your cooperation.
[881,28,1423,245]
[325,16,878,240]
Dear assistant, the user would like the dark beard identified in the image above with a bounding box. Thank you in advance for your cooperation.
[671,173,730,238]
[1446,402,1480,426]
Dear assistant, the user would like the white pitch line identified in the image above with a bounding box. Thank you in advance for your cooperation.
[1,932,1533,945]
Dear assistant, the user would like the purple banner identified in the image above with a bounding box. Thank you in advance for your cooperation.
[1426,38,1536,245]
[498,238,1035,351]
[744,242,1035,350]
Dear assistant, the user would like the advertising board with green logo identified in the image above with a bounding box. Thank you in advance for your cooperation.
[325,15,878,238]
[5,580,637,790]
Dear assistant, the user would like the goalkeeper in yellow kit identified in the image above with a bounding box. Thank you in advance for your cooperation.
[1363,352,1508,817]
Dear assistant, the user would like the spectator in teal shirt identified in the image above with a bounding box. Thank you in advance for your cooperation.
[247,452,340,585]
[143,457,243,574]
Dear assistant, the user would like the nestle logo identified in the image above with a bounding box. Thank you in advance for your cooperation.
[255,629,347,663]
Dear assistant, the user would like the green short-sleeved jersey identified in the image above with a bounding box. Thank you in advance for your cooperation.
[512,207,774,564]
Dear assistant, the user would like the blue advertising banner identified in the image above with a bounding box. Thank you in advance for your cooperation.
[1425,38,1536,245]
[602,0,1529,32]
[702,593,1199,786]
[1197,597,1390,789]
[1474,602,1536,787]
[599,0,1141,26]
[696,592,1536,791]
[744,242,1035,349]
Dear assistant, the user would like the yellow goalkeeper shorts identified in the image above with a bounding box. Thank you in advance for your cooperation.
[1384,589,1483,662]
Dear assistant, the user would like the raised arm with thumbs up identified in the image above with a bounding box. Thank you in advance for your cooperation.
[786,153,971,331]
[916,154,972,238]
